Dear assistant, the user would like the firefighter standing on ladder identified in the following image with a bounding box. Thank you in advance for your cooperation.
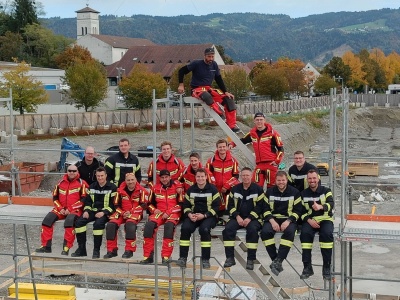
[178,47,240,133]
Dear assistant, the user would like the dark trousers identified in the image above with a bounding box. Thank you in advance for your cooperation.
[300,220,334,266]
[179,217,218,260]
[260,218,297,260]
[222,219,261,260]
[75,211,109,250]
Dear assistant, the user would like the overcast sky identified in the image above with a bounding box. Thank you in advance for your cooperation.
[37,0,400,19]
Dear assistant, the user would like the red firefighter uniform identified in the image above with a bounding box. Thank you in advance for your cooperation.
[39,174,87,251]
[192,86,237,130]
[240,123,284,188]
[105,181,149,254]
[142,180,183,260]
[206,150,239,211]
[179,163,215,192]
[147,154,185,184]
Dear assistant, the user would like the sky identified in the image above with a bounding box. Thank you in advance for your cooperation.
[36,0,400,19]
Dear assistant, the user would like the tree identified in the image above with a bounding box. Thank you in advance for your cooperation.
[220,67,250,100]
[0,31,23,61]
[215,45,234,65]
[63,60,108,112]
[253,67,288,100]
[314,74,337,95]
[323,56,351,84]
[304,69,318,96]
[119,64,167,110]
[10,0,39,32]
[0,60,48,114]
[21,23,73,68]
[342,51,366,91]
[55,44,95,70]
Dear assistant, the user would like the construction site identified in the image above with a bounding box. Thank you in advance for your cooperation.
[0,92,400,300]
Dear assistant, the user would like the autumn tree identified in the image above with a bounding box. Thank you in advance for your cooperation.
[342,51,366,91]
[55,44,95,70]
[119,64,167,110]
[304,69,318,96]
[63,60,108,112]
[221,67,250,101]
[0,60,48,114]
[252,67,288,100]
[314,74,337,95]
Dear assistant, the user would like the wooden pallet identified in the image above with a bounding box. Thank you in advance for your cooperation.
[126,278,193,300]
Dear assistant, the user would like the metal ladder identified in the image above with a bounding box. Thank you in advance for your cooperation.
[183,96,255,169]
[216,232,292,300]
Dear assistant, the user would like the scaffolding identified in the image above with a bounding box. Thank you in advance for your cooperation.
[0,89,400,299]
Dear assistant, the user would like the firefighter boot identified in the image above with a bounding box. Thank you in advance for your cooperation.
[300,263,314,280]
[270,257,284,276]
[71,233,87,257]
[322,264,332,280]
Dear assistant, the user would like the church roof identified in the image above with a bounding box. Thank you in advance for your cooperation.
[75,6,100,14]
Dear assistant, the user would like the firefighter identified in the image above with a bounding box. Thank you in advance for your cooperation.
[232,112,284,188]
[179,152,215,192]
[177,47,240,133]
[104,173,149,259]
[300,169,334,280]
[35,165,88,255]
[288,150,318,192]
[105,138,141,187]
[260,170,302,276]
[147,141,185,184]
[176,168,221,269]
[140,169,182,264]
[71,167,118,259]
[206,139,239,214]
[222,167,264,270]
[76,146,104,185]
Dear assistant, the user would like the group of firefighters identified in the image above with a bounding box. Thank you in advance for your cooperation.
[35,46,333,281]
[35,111,334,281]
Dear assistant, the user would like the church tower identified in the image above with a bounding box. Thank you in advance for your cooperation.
[76,5,100,39]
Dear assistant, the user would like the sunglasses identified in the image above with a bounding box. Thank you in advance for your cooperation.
[67,170,78,173]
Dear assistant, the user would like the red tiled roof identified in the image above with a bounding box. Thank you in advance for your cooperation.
[106,43,214,78]
[92,34,155,48]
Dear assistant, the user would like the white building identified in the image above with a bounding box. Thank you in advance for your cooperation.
[75,6,155,65]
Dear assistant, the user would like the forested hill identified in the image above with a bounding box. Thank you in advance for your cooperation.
[43,8,400,65]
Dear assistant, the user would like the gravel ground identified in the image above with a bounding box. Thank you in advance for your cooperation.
[1,107,400,299]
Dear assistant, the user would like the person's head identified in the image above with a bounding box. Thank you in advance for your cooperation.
[95,166,107,185]
[204,47,215,65]
[306,169,319,190]
[195,168,207,186]
[160,141,172,160]
[84,146,95,163]
[254,112,266,130]
[125,172,137,190]
[216,139,228,156]
[293,150,305,168]
[275,170,288,191]
[189,152,201,170]
[240,167,253,185]
[159,169,171,185]
[66,165,79,181]
[119,138,130,154]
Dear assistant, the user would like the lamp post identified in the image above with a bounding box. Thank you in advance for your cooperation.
[333,76,344,93]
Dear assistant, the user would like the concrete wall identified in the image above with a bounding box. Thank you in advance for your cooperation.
[76,35,112,65]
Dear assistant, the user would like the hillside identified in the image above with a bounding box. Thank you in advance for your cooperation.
[42,8,400,65]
